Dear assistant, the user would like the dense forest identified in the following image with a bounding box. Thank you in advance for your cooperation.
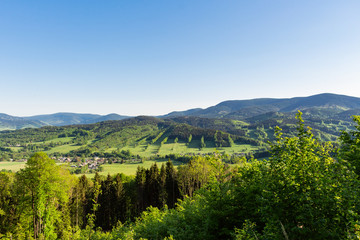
[1,112,360,239]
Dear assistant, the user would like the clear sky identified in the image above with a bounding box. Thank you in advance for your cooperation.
[1,0,360,116]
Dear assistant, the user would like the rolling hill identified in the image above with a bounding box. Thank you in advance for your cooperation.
[163,93,360,120]
[2,93,360,131]
[0,113,130,130]
[0,113,47,130]
[0,116,263,161]
[1,93,360,161]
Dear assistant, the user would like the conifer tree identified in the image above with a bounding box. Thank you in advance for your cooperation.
[158,164,167,208]
[135,166,146,212]
[97,174,114,231]
[145,163,160,208]
[114,174,126,223]
[165,160,180,208]
[339,115,360,177]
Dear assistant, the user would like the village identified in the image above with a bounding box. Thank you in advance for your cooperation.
[52,156,143,174]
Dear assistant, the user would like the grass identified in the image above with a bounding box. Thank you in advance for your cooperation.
[45,137,74,144]
[82,159,184,178]
[33,137,74,145]
[111,141,259,158]
[0,162,26,172]
[5,147,23,152]
[103,159,182,175]
[0,162,70,173]
[45,144,82,154]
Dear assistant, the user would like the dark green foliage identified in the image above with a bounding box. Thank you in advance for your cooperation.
[0,172,17,236]
[339,115,360,177]
[145,163,160,208]
[70,175,91,229]
[165,160,180,209]
[135,166,147,213]
[158,164,167,208]
[97,174,115,231]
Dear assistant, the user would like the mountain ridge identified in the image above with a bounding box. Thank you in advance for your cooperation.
[2,93,360,130]
[164,93,360,119]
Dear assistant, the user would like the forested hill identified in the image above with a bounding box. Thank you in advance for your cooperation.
[0,116,261,160]
[163,93,360,119]
[2,93,360,130]
[25,112,130,126]
[0,111,356,161]
[0,112,130,130]
[0,113,47,131]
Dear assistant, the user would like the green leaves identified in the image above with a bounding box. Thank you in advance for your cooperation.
[339,115,360,177]
[15,152,72,239]
[261,111,359,239]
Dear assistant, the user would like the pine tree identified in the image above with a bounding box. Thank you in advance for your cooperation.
[158,164,167,208]
[165,160,180,208]
[97,174,115,231]
[114,174,126,223]
[145,163,160,208]
[135,166,146,212]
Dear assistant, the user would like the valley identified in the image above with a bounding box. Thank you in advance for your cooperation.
[1,93,358,165]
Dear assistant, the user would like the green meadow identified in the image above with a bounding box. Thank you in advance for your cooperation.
[107,141,259,158]
[84,159,184,178]
[44,144,83,154]
[0,162,26,172]
[0,159,183,177]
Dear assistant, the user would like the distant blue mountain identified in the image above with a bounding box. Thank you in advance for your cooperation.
[2,93,360,131]
[162,93,360,119]
[0,113,130,130]
[0,113,46,130]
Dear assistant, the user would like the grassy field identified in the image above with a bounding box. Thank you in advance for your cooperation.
[0,159,184,178]
[110,141,259,158]
[0,162,68,172]
[35,137,75,145]
[81,159,184,178]
[103,159,182,175]
[0,162,26,172]
[45,144,83,154]
[6,147,23,152]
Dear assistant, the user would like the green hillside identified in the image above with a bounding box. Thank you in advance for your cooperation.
[0,113,47,130]
[0,116,265,161]
[0,110,356,162]
[164,93,360,119]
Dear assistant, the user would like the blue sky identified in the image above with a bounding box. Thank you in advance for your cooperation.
[1,1,359,116]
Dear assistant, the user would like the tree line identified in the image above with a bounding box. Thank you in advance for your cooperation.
[0,153,221,239]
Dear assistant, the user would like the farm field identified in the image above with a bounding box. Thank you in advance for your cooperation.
[35,137,74,144]
[44,144,82,154]
[107,141,259,158]
[0,159,183,177]
[0,161,26,172]
[83,159,184,178]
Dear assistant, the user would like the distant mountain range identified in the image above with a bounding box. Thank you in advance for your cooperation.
[163,93,360,119]
[0,113,130,130]
[1,93,360,130]
[0,113,45,130]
